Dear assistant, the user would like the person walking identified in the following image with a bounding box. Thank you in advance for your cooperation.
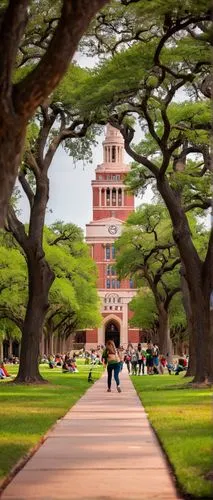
[137,343,145,375]
[131,348,138,375]
[146,342,154,374]
[102,340,122,393]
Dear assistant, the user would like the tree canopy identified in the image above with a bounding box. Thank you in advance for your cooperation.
[64,0,212,382]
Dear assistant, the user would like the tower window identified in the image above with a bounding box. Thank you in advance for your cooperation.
[106,279,110,289]
[111,266,116,276]
[106,188,110,206]
[112,145,116,162]
[118,188,122,206]
[112,188,116,206]
[106,245,110,260]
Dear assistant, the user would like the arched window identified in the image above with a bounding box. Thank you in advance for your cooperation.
[112,188,116,206]
[106,188,110,206]
[112,145,116,162]
[118,188,122,206]
[112,245,116,259]
[106,245,110,260]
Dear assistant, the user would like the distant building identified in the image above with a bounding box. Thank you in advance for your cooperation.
[85,124,140,348]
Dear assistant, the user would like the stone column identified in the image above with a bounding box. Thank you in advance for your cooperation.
[110,188,112,206]
[122,188,124,206]
[122,300,128,348]
[98,326,105,346]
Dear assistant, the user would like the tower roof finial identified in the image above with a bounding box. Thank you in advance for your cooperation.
[104,124,124,145]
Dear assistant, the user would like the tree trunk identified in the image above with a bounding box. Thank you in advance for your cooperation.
[180,263,196,376]
[0,122,26,227]
[15,255,54,383]
[0,341,3,361]
[158,305,173,362]
[185,327,196,376]
[39,332,45,358]
[47,331,54,356]
[157,178,213,383]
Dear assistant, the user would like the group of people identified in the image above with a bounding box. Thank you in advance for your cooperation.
[101,340,188,392]
[124,342,161,375]
[44,353,78,373]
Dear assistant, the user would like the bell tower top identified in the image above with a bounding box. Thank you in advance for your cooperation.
[102,124,124,165]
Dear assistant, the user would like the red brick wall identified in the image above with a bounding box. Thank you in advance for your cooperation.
[93,209,134,221]
[124,192,134,208]
[93,187,99,206]
[93,243,104,261]
[86,329,98,343]
[128,329,140,344]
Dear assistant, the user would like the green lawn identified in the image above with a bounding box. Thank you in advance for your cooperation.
[0,361,104,484]
[132,373,213,499]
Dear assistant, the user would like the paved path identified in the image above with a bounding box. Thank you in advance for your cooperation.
[2,369,181,500]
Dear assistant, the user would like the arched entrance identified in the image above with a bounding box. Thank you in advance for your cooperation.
[105,321,120,347]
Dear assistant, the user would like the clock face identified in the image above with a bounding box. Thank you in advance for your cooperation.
[108,225,118,235]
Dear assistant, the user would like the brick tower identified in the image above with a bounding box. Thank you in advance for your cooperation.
[85,125,140,348]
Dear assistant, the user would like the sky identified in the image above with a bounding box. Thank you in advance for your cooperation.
[18,131,153,232]
[18,52,152,231]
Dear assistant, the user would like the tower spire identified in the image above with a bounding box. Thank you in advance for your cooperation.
[102,124,124,164]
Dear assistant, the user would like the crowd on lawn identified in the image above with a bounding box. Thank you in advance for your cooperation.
[41,353,79,373]
[0,342,188,380]
[43,343,188,376]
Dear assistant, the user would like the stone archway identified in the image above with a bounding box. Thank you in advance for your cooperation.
[105,320,120,347]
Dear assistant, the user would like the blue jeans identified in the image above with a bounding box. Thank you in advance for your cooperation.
[107,362,120,389]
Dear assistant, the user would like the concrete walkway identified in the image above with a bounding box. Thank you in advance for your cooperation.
[2,369,181,500]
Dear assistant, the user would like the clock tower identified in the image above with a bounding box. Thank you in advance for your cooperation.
[85,124,140,348]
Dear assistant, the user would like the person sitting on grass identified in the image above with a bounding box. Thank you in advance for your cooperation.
[62,355,78,373]
[175,358,187,375]
[0,362,11,378]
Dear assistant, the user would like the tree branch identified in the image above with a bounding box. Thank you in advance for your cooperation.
[119,124,160,177]
[0,0,29,103]
[14,0,109,117]
[6,205,28,253]
[0,305,24,331]
[18,170,34,209]
[164,287,181,311]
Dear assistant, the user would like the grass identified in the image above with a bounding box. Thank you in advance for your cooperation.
[0,360,104,483]
[131,373,213,499]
